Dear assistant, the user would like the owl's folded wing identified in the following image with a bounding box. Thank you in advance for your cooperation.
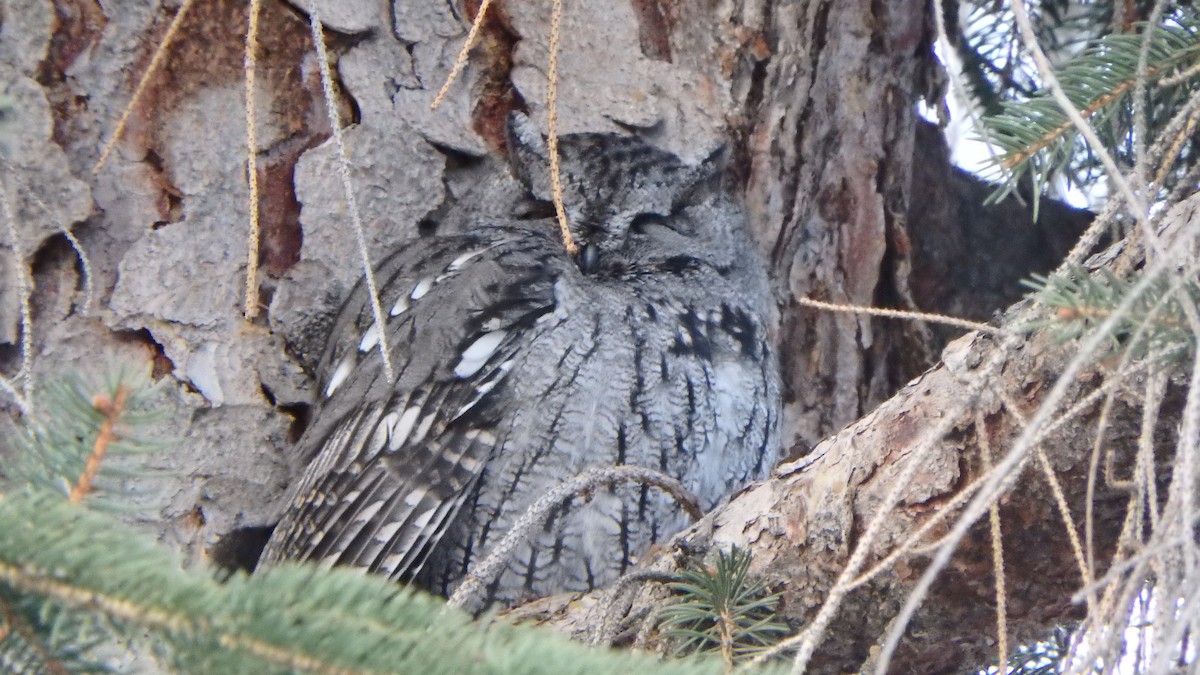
[261,226,562,581]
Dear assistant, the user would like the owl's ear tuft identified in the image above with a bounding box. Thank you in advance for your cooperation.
[506,111,553,200]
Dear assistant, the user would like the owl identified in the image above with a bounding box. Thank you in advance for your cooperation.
[259,113,780,611]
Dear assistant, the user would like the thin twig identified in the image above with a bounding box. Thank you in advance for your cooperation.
[1037,447,1091,592]
[447,465,701,610]
[995,385,1093,608]
[1131,2,1168,192]
[0,376,29,415]
[69,385,129,504]
[929,0,1011,180]
[588,570,678,646]
[1057,197,1123,273]
[1158,60,1200,88]
[1151,91,1200,190]
[1136,372,1167,532]
[15,184,94,316]
[1085,389,1119,589]
[57,225,94,317]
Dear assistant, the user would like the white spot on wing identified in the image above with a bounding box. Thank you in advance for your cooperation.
[454,330,507,378]
[324,354,355,397]
[380,411,400,436]
[342,490,362,503]
[403,487,428,507]
[410,278,433,300]
[390,407,422,449]
[368,411,401,457]
[373,520,403,542]
[390,296,409,316]
[358,322,380,352]
[454,380,499,418]
[353,500,385,523]
[448,249,486,271]
[411,507,437,529]
[414,413,437,442]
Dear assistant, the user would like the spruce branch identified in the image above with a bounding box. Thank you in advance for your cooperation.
[0,590,81,675]
[981,15,1200,202]
[1,373,754,673]
[0,485,752,674]
[1023,267,1199,363]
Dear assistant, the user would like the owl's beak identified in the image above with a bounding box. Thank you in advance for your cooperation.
[575,244,599,274]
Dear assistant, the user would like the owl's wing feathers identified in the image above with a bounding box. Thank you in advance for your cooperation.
[263,226,562,581]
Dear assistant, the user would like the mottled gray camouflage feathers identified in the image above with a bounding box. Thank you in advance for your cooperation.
[260,115,781,610]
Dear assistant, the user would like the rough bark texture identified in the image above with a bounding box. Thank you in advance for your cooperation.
[731,0,936,453]
[0,0,1124,673]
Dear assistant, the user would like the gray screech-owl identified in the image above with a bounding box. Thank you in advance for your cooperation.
[260,114,781,610]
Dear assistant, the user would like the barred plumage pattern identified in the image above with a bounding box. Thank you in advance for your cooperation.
[260,115,780,610]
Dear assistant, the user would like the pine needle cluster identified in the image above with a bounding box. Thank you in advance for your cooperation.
[659,547,788,668]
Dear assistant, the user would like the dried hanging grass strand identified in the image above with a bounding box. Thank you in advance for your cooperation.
[243,0,264,320]
[0,169,32,414]
[977,410,1009,673]
[305,2,395,383]
[545,0,578,255]
[430,0,495,111]
[798,297,1002,335]
[93,0,196,175]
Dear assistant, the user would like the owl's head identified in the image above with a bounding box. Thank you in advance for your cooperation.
[506,112,740,275]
